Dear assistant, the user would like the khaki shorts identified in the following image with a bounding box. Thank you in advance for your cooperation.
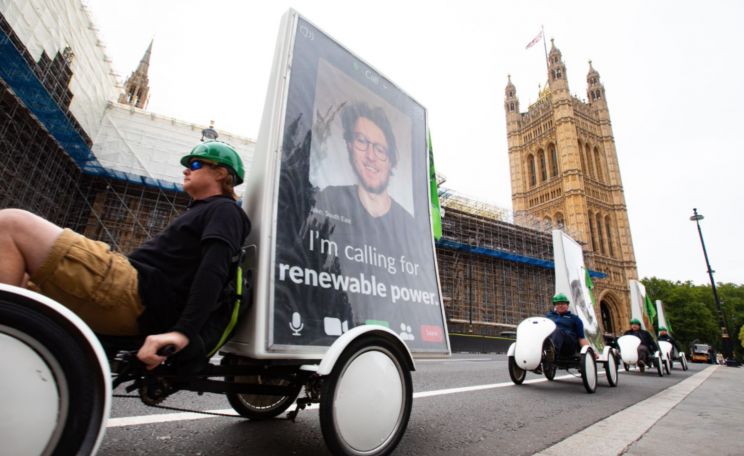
[29,228,145,336]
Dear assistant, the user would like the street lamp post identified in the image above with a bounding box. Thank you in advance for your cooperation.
[690,208,740,367]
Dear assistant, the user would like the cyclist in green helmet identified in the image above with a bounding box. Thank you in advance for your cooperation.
[545,293,591,360]
[0,141,250,370]
[623,318,658,370]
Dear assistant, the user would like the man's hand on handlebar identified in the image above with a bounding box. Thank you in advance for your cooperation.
[137,331,189,370]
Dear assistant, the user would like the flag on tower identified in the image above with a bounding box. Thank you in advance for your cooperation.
[525,30,543,50]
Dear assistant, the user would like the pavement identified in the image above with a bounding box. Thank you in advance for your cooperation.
[534,364,742,456]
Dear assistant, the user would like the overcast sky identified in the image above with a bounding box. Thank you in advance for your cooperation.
[86,0,743,286]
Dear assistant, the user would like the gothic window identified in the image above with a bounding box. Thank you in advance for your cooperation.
[591,92,596,101]
[557,69,562,78]
[510,103,514,112]
[578,140,586,174]
[555,212,564,229]
[528,155,536,187]
[539,150,547,181]
[586,144,595,178]
[597,90,602,100]
[588,212,597,251]
[549,145,558,177]
[551,70,556,80]
[594,148,603,182]
[605,216,614,257]
[596,213,605,255]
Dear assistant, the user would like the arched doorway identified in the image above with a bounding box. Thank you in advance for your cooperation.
[600,300,616,336]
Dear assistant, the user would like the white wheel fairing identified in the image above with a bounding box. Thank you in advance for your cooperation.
[0,327,67,456]
[333,347,405,453]
[514,318,556,371]
[584,353,596,390]
[606,352,618,387]
[617,335,641,365]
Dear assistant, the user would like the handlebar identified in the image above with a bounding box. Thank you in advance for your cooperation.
[156,345,177,357]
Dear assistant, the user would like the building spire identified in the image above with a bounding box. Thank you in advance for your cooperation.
[118,40,153,109]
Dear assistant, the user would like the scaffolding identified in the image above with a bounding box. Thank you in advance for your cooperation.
[435,189,588,336]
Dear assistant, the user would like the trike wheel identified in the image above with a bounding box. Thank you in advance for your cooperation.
[624,362,630,372]
[606,353,619,387]
[663,358,671,375]
[681,355,689,371]
[508,356,526,385]
[655,358,664,377]
[319,336,412,456]
[225,376,300,420]
[580,352,597,394]
[223,357,301,420]
[0,294,107,456]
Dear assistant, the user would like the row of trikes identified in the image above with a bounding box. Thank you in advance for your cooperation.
[506,315,689,394]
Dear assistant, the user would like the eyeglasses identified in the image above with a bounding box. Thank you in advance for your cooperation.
[353,132,389,161]
[188,160,217,172]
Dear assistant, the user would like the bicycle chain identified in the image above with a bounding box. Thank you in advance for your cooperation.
[112,394,292,420]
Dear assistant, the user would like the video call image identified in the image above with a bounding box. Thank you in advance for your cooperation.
[269,18,447,352]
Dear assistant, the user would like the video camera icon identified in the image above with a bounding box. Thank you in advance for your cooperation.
[300,26,314,41]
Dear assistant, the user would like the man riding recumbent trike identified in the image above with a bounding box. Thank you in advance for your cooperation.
[655,299,688,371]
[0,10,451,456]
[616,280,670,376]
[507,231,620,394]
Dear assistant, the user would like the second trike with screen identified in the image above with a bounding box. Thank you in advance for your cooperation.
[507,232,619,394]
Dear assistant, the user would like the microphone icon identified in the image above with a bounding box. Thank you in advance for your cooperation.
[289,312,304,336]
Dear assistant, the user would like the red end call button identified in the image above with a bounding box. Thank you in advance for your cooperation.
[420,325,444,342]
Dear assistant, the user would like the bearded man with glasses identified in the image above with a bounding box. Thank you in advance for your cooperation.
[0,140,250,370]
[313,102,413,225]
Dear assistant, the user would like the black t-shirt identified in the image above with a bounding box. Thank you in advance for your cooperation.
[128,194,251,340]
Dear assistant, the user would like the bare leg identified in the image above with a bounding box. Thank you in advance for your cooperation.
[0,209,63,286]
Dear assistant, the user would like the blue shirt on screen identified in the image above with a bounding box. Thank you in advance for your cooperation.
[545,310,585,339]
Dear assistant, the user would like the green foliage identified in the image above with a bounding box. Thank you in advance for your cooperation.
[640,277,744,361]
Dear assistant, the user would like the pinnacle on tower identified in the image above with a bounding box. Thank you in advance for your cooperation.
[118,40,153,109]
[586,60,605,103]
[504,74,519,113]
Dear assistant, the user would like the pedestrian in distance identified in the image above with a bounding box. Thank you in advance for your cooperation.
[623,319,658,372]
[0,140,250,370]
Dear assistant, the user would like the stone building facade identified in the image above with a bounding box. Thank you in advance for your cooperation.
[504,39,637,336]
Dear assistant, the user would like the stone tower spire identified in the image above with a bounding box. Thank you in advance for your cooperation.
[547,38,568,93]
[586,60,605,104]
[118,40,153,109]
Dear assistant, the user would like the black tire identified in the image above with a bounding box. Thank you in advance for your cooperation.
[0,294,107,456]
[225,374,301,420]
[682,355,689,371]
[663,358,671,375]
[655,358,664,377]
[544,364,557,381]
[319,336,413,456]
[606,353,619,387]
[542,338,556,381]
[580,351,597,394]
[624,362,630,372]
[508,356,526,385]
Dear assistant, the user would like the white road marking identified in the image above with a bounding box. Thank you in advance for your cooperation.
[417,358,496,363]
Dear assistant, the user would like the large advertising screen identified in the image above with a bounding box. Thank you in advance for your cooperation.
[553,231,603,351]
[268,17,447,353]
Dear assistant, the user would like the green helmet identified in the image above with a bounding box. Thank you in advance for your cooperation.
[630,318,641,325]
[181,140,245,185]
[659,327,668,332]
[552,293,569,304]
